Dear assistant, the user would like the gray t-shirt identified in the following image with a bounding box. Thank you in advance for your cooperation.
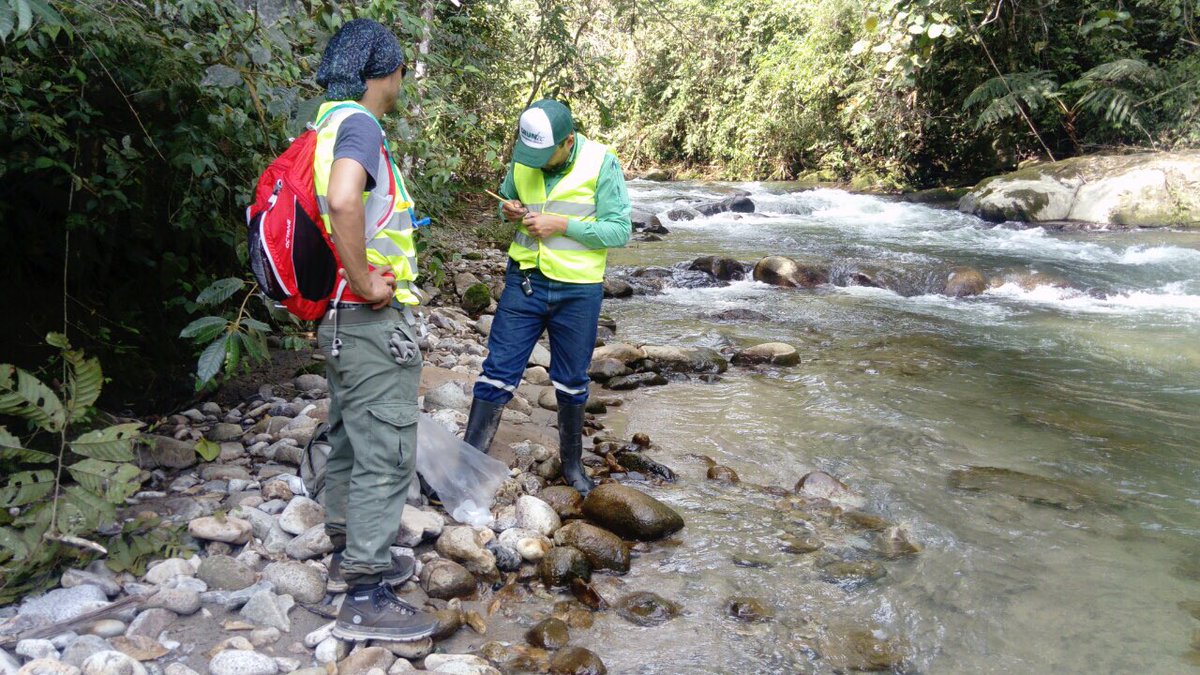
[332,112,385,191]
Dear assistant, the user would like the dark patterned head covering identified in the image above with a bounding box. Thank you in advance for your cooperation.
[317,19,405,101]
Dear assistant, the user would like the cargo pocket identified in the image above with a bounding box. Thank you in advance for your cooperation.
[366,401,419,480]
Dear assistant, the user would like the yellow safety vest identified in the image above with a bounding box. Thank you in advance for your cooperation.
[509,135,609,284]
[312,101,419,305]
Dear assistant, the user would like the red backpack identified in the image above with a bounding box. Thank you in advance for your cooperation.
[245,104,358,320]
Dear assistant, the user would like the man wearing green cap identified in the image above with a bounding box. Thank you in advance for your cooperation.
[462,99,632,496]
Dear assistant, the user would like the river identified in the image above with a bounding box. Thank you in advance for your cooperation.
[585,182,1200,673]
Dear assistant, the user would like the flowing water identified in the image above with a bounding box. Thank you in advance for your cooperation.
[586,182,1200,673]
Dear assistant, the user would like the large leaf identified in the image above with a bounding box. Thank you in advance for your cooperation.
[0,426,55,464]
[195,438,221,462]
[195,277,244,306]
[67,458,142,504]
[0,364,65,432]
[64,352,102,423]
[0,525,30,563]
[0,470,55,508]
[68,422,143,461]
[197,334,229,385]
[179,316,229,341]
[57,485,115,535]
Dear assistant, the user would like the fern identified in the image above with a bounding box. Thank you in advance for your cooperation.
[963,71,1060,130]
[1066,58,1161,131]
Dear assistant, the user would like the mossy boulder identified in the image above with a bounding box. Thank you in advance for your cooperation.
[461,282,493,315]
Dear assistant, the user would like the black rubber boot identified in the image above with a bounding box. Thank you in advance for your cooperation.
[464,398,505,454]
[558,402,595,496]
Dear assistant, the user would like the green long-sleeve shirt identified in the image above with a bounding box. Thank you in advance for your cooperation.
[497,132,632,250]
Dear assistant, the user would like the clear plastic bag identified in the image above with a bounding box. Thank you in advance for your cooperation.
[416,413,510,526]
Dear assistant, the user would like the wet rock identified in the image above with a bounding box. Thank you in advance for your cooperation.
[948,466,1093,510]
[338,646,395,673]
[278,496,324,535]
[239,590,294,632]
[284,525,334,560]
[537,486,584,520]
[611,451,677,482]
[780,533,823,554]
[197,555,258,591]
[702,308,771,322]
[819,559,886,587]
[424,654,499,675]
[582,484,684,541]
[489,541,523,572]
[19,585,110,626]
[188,516,252,544]
[944,267,987,297]
[641,345,727,374]
[842,511,891,531]
[429,608,464,641]
[420,559,477,600]
[374,637,432,660]
[586,359,629,381]
[605,372,667,391]
[795,471,866,510]
[436,526,498,577]
[818,628,908,672]
[548,646,606,675]
[498,528,553,562]
[526,617,570,650]
[539,547,591,588]
[80,650,147,675]
[262,562,325,604]
[696,195,755,216]
[732,342,800,367]
[144,557,195,585]
[602,279,633,299]
[688,256,744,281]
[552,522,630,574]
[515,496,561,537]
[706,465,739,484]
[209,649,278,675]
[753,255,827,288]
[147,587,200,615]
[614,591,681,626]
[725,597,773,622]
[590,343,645,364]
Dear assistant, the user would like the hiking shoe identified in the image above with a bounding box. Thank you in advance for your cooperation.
[332,583,437,642]
[326,551,416,594]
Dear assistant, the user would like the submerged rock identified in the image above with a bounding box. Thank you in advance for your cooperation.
[818,628,908,672]
[795,471,867,510]
[819,559,887,587]
[526,617,570,650]
[944,267,987,297]
[948,466,1093,510]
[614,591,681,626]
[582,484,684,541]
[752,256,827,288]
[725,596,773,622]
[689,255,745,281]
[875,526,923,558]
[548,646,606,675]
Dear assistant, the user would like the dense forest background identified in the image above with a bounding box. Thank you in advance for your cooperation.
[2,0,1197,407]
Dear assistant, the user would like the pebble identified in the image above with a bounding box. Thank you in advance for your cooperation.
[147,587,201,615]
[16,639,59,661]
[424,653,501,675]
[80,650,147,675]
[239,590,294,632]
[15,659,80,675]
[209,649,280,675]
[188,516,252,544]
[60,636,112,668]
[515,496,561,537]
[87,620,127,638]
[313,637,347,664]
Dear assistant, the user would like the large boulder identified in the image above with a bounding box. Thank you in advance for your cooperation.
[958,151,1200,227]
[752,256,827,288]
[581,484,684,541]
[640,345,727,374]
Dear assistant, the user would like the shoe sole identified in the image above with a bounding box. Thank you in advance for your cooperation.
[331,623,436,642]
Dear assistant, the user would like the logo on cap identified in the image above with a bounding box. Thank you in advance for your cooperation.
[518,109,556,149]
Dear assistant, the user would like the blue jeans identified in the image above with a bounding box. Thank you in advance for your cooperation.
[474,260,603,407]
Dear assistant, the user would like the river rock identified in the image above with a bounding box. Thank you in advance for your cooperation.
[944,267,987,297]
[197,555,258,591]
[706,464,739,483]
[262,562,325,604]
[641,345,727,374]
[239,590,293,632]
[696,195,755,216]
[80,650,146,675]
[499,528,552,561]
[88,620,126,639]
[876,526,923,558]
[603,278,633,298]
[424,653,498,675]
[703,308,771,322]
[752,256,827,288]
[144,557,195,585]
[125,608,175,640]
[294,373,328,393]
[548,646,606,675]
[590,343,645,364]
[726,596,773,622]
[515,496,561,537]
[397,507,444,547]
[818,628,908,672]
[820,559,886,587]
[206,423,244,442]
[688,255,744,281]
[313,637,347,664]
[436,526,498,577]
[189,516,252,544]
[16,639,58,661]
[61,568,122,598]
[794,471,867,510]
[462,283,493,315]
[732,342,799,366]
[525,617,570,650]
[285,524,334,560]
[425,382,472,411]
[604,372,667,390]
[539,546,591,588]
[19,585,110,625]
[958,151,1200,227]
[278,497,324,535]
[948,466,1093,510]
[147,587,200,615]
[536,486,584,520]
[374,637,432,660]
[587,358,629,381]
[420,558,477,600]
[614,591,680,626]
[338,646,394,673]
[209,649,278,675]
[582,484,684,541]
[15,659,79,675]
[553,522,629,574]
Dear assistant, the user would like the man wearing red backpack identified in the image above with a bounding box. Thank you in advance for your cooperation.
[310,19,436,643]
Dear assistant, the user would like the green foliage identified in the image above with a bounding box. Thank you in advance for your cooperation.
[964,71,1061,130]
[0,334,148,604]
[181,277,271,389]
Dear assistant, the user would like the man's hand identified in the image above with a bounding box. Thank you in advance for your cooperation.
[341,265,396,309]
[501,199,529,222]
[522,212,569,239]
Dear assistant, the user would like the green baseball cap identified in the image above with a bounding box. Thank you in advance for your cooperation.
[512,99,574,169]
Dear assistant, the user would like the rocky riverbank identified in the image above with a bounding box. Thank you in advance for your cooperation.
[0,240,924,674]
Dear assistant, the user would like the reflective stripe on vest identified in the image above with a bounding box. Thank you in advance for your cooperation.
[508,136,609,283]
[312,101,420,305]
